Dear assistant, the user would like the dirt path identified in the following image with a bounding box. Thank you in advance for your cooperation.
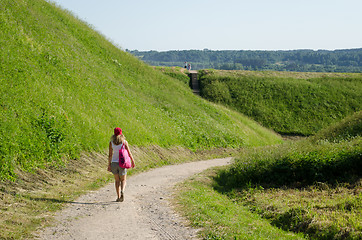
[36,157,232,240]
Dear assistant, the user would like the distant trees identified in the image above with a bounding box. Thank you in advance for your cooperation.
[129,48,362,72]
[234,58,266,68]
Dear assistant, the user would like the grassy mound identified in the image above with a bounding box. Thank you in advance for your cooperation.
[198,69,362,136]
[0,0,281,181]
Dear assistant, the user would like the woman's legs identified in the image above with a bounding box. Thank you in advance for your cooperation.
[120,175,126,201]
[113,174,121,200]
[113,173,127,201]
[120,175,127,192]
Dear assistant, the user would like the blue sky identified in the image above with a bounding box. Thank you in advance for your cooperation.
[49,0,362,51]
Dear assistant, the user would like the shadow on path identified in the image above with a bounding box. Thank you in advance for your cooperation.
[26,196,115,206]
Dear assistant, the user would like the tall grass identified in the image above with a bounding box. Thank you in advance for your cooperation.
[199,69,362,136]
[0,0,281,181]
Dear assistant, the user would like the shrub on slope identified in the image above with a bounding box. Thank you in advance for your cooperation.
[0,0,281,180]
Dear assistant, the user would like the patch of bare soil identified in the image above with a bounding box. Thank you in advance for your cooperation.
[35,157,232,240]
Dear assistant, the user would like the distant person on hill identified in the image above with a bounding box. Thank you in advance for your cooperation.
[184,62,187,68]
[108,127,135,202]
[187,63,191,71]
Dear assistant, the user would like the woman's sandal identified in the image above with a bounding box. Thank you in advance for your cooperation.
[120,192,124,202]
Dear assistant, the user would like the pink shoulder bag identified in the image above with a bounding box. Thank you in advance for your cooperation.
[119,143,132,169]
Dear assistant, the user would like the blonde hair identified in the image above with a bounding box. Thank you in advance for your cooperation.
[111,134,125,145]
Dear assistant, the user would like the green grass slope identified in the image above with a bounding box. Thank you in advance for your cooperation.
[0,0,281,181]
[199,69,362,136]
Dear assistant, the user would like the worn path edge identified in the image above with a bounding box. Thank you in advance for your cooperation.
[36,157,233,240]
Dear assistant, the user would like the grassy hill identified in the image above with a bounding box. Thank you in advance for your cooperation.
[0,0,281,181]
[198,69,362,136]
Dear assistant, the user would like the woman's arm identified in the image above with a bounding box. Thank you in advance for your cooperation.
[125,141,135,168]
[108,142,113,171]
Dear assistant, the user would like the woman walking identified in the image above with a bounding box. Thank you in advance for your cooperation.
[108,127,135,202]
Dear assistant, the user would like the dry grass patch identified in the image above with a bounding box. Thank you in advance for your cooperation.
[232,181,362,239]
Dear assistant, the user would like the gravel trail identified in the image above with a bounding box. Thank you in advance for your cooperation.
[36,157,232,240]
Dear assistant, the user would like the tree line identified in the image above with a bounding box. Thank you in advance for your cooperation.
[128,48,362,72]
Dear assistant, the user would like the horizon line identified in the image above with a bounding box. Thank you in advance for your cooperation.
[127,47,362,52]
